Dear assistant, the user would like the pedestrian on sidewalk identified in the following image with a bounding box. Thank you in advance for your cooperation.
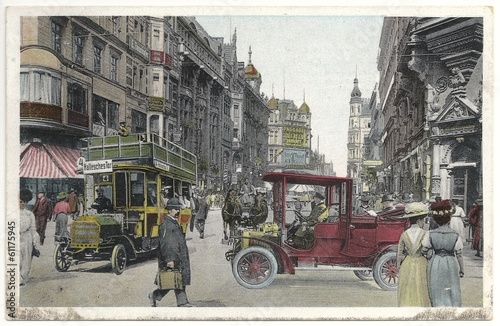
[450,199,467,243]
[468,197,483,257]
[422,199,464,307]
[194,193,209,239]
[32,190,52,245]
[396,202,431,307]
[53,192,71,243]
[149,198,193,307]
[20,189,40,286]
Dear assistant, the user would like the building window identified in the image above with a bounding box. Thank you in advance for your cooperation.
[67,81,87,114]
[150,115,159,134]
[233,105,240,118]
[111,16,119,33]
[51,21,62,53]
[93,95,119,131]
[20,70,61,106]
[72,33,84,65]
[93,45,102,74]
[132,110,147,133]
[110,55,118,81]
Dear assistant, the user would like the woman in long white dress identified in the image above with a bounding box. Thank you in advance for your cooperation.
[19,189,39,285]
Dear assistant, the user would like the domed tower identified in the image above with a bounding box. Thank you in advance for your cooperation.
[299,90,311,127]
[244,46,262,93]
[347,75,371,195]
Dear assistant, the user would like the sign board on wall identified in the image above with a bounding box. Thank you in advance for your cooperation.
[283,149,307,165]
[284,126,307,147]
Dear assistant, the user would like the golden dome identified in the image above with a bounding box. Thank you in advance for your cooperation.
[268,96,278,109]
[299,102,310,114]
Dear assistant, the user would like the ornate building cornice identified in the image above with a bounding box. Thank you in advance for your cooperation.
[412,18,483,83]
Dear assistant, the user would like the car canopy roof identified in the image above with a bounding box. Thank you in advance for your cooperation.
[262,172,352,187]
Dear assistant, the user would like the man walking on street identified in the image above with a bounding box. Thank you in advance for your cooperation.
[194,193,209,239]
[32,190,52,245]
[149,198,193,307]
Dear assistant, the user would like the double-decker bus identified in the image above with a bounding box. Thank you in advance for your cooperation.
[54,133,197,275]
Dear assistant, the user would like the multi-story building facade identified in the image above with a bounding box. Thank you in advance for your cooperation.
[362,85,385,196]
[376,17,483,210]
[346,77,371,195]
[267,96,313,173]
[19,15,269,200]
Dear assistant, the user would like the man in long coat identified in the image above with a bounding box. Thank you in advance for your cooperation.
[149,198,193,307]
[32,190,52,245]
[289,192,328,249]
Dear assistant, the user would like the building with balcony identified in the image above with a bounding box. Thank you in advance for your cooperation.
[19,15,270,198]
[377,17,483,209]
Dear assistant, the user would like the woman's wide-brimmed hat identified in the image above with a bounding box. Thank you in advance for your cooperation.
[57,192,67,200]
[404,202,429,218]
[430,199,455,216]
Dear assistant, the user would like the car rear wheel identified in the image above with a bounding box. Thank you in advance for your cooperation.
[54,243,71,272]
[232,246,278,289]
[373,251,398,291]
[353,269,373,280]
[111,244,127,275]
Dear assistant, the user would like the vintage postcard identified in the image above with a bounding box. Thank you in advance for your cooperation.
[2,0,495,323]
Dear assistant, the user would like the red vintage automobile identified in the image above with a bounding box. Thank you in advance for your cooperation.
[225,171,407,290]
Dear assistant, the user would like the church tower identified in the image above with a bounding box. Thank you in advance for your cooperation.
[347,75,371,195]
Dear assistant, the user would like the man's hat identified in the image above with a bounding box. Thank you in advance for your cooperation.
[360,195,370,202]
[382,194,394,202]
[314,192,325,200]
[166,197,183,210]
[404,202,429,218]
[36,190,45,194]
[57,192,67,200]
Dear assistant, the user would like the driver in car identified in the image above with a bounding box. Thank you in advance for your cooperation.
[288,192,328,249]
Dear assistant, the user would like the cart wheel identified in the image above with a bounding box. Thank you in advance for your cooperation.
[373,251,398,291]
[111,244,127,275]
[353,270,373,280]
[54,243,71,272]
[232,246,278,289]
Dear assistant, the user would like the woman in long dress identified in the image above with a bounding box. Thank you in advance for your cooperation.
[396,202,431,306]
[422,199,464,307]
[53,192,71,242]
[20,189,39,285]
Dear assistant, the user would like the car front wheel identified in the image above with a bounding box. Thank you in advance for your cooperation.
[232,246,278,289]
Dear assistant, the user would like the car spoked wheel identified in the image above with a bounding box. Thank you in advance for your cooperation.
[232,247,278,289]
[111,244,127,275]
[54,243,71,272]
[373,251,398,291]
[353,269,373,281]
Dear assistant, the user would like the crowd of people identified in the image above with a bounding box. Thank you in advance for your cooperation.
[352,191,482,307]
[19,181,482,308]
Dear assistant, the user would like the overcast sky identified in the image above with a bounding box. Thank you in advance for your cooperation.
[195,15,383,175]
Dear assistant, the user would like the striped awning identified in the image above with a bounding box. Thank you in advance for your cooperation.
[20,143,82,178]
